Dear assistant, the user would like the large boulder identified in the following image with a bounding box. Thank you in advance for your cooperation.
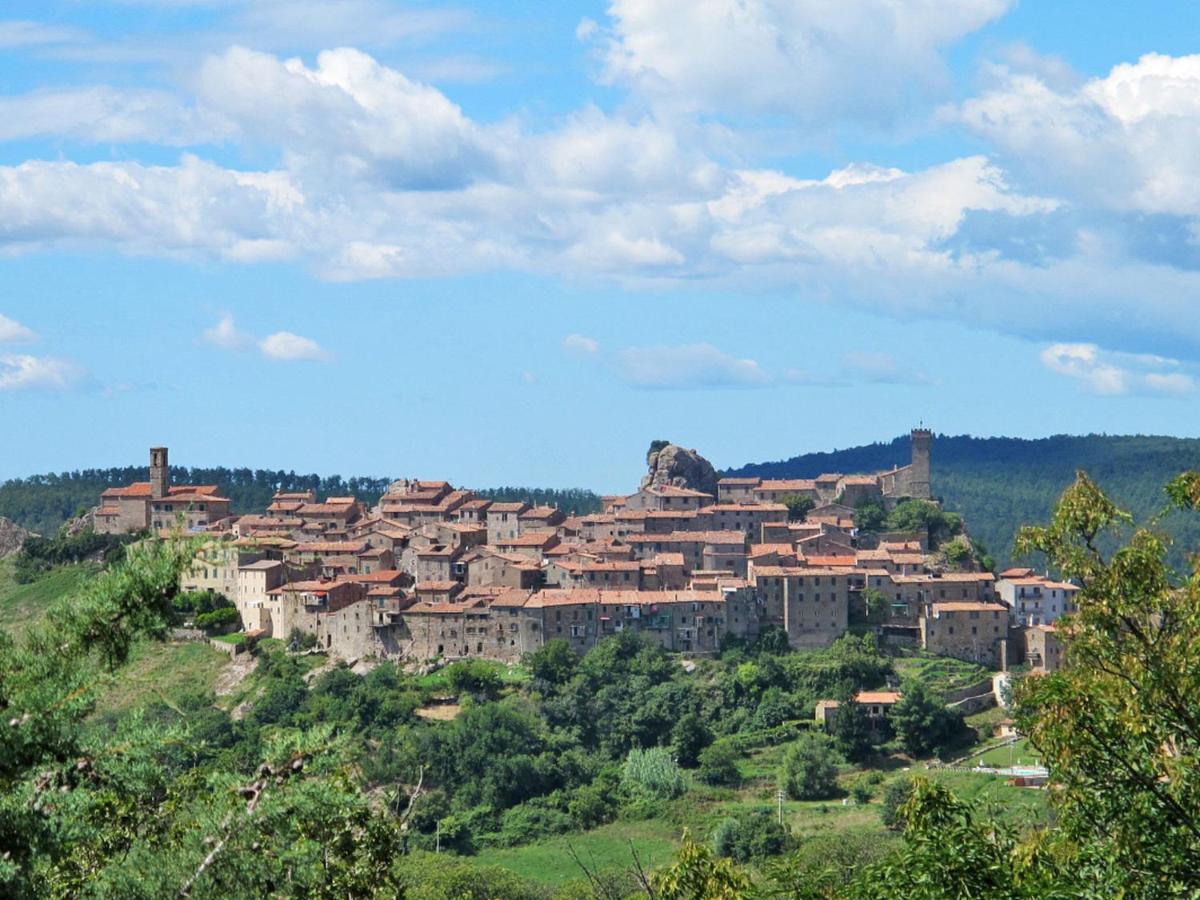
[0,516,30,558]
[639,442,719,496]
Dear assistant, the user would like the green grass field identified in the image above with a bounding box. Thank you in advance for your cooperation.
[975,738,1040,768]
[91,639,230,716]
[472,819,681,885]
[893,651,991,695]
[0,559,94,634]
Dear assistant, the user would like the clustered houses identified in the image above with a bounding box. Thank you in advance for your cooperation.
[120,432,1070,672]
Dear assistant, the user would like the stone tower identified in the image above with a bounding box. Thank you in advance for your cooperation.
[150,446,169,499]
[909,428,931,500]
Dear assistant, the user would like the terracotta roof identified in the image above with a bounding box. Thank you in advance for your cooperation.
[855,691,901,704]
[626,530,747,545]
[295,541,369,554]
[718,477,761,486]
[999,567,1035,578]
[757,479,816,491]
[522,588,726,609]
[488,502,529,513]
[95,506,121,516]
[240,559,283,571]
[494,532,558,547]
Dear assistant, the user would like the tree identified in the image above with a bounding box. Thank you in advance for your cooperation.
[697,741,741,786]
[651,832,752,900]
[1007,470,1200,890]
[525,638,577,685]
[854,499,888,534]
[891,683,959,757]
[446,659,503,700]
[832,699,877,763]
[779,732,841,800]
[779,493,815,522]
[879,776,913,830]
[670,712,711,768]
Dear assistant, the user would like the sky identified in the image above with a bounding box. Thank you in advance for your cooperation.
[1,1,1200,493]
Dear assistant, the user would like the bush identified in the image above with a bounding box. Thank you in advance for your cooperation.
[670,713,712,767]
[696,741,741,786]
[779,732,842,800]
[880,776,914,830]
[892,682,963,757]
[525,638,577,685]
[621,747,685,799]
[710,809,795,862]
[195,606,239,633]
[287,627,319,651]
[447,660,503,700]
[850,780,874,805]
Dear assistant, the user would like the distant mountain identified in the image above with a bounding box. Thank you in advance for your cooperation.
[0,465,602,537]
[726,433,1200,568]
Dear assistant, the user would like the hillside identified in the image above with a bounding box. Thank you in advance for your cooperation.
[0,465,602,536]
[727,433,1200,568]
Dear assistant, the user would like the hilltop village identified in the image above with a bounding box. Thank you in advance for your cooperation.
[93,433,1073,674]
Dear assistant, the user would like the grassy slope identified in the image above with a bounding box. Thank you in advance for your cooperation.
[0,559,229,714]
[0,559,94,636]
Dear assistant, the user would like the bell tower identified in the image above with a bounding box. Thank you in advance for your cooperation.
[909,428,931,500]
[150,446,169,499]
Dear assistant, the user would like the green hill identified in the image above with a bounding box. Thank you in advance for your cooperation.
[726,433,1200,568]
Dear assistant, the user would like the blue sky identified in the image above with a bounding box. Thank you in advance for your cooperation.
[2,1,1200,492]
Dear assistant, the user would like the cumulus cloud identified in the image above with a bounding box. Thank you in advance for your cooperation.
[195,46,496,190]
[615,343,771,389]
[1040,343,1195,396]
[0,355,83,390]
[589,0,1011,125]
[0,314,36,343]
[563,334,599,356]
[201,312,252,350]
[953,52,1200,218]
[3,41,1200,362]
[258,331,331,362]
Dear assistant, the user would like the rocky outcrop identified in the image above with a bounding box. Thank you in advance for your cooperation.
[639,442,719,496]
[0,517,30,558]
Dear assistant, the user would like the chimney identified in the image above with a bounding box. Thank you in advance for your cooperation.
[150,446,169,499]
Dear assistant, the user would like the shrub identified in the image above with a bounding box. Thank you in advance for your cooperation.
[670,713,712,767]
[447,660,503,700]
[287,627,319,651]
[621,747,685,799]
[850,780,874,805]
[696,741,741,786]
[710,809,795,861]
[195,606,239,633]
[779,732,842,800]
[880,776,915,830]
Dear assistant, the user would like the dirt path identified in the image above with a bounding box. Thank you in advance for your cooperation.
[214,652,257,697]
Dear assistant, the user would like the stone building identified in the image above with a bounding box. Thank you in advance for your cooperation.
[95,447,231,534]
[920,601,1009,667]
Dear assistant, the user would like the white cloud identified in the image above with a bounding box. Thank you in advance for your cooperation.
[563,334,599,356]
[195,46,495,189]
[0,355,83,390]
[0,314,36,343]
[201,312,252,350]
[589,0,1011,125]
[0,87,230,145]
[258,331,331,362]
[840,351,934,385]
[615,343,771,389]
[1040,342,1195,396]
[0,20,87,49]
[954,52,1200,217]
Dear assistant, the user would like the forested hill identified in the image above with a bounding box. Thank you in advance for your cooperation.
[727,433,1200,568]
[0,465,602,536]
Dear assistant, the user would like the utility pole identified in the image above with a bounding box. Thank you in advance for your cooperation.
[777,788,785,826]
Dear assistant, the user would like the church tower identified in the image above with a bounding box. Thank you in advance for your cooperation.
[150,446,169,499]
[909,428,931,500]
